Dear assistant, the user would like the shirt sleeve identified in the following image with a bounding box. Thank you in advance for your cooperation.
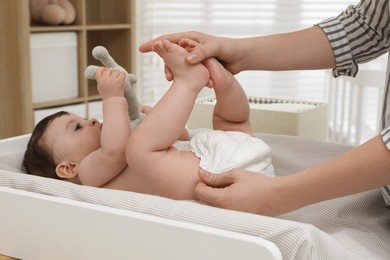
[381,126,390,150]
[316,0,390,78]
[380,126,390,208]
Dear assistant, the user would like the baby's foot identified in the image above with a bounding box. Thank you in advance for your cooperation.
[152,40,209,90]
[180,38,238,90]
[203,57,237,91]
[178,37,199,53]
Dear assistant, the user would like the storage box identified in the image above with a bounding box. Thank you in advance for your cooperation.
[30,32,79,103]
[188,96,328,140]
[34,103,86,125]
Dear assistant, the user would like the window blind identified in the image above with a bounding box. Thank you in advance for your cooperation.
[135,0,386,144]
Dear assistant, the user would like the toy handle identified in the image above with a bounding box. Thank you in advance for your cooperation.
[84,46,144,127]
[92,46,123,70]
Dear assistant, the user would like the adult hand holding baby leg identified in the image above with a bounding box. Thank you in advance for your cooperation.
[140,31,242,81]
[195,168,287,216]
[139,31,230,64]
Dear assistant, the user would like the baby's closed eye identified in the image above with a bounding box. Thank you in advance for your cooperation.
[75,123,82,131]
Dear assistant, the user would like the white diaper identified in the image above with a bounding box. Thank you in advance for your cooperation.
[173,129,274,176]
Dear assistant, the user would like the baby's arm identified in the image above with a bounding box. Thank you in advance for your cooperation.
[78,68,131,187]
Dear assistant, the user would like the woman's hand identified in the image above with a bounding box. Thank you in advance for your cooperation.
[139,31,242,78]
[194,168,286,216]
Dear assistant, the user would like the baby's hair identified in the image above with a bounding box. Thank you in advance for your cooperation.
[23,111,70,179]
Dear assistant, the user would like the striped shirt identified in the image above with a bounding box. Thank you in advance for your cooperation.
[317,0,390,207]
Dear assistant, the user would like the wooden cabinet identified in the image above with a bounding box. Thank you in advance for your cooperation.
[0,0,136,138]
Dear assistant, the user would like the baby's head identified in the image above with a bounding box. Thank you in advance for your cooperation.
[23,111,102,182]
[23,111,69,179]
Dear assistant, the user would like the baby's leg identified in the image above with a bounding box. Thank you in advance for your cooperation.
[203,58,252,135]
[136,39,209,151]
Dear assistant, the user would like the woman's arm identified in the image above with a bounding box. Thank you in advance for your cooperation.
[140,0,390,77]
[195,135,390,216]
[139,26,336,75]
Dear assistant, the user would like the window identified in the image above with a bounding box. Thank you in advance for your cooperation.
[135,0,386,145]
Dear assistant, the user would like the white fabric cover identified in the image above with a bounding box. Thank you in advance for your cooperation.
[0,133,389,260]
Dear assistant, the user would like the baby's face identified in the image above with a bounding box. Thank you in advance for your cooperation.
[42,113,102,164]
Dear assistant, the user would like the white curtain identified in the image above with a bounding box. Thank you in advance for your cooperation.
[135,0,386,144]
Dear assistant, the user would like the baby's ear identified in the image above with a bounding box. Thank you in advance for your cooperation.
[56,161,79,180]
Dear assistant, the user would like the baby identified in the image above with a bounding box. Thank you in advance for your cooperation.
[23,40,273,200]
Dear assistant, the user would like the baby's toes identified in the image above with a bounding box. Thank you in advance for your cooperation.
[152,41,166,56]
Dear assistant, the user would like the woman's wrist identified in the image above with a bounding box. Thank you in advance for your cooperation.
[270,175,307,215]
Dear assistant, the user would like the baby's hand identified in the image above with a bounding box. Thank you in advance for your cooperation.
[95,67,126,100]
[140,104,153,115]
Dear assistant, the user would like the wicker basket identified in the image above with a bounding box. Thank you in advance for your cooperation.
[187,96,328,141]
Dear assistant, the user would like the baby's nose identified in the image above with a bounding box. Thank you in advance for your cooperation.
[89,118,98,126]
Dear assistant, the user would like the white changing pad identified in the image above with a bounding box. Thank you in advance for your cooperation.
[0,133,389,260]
